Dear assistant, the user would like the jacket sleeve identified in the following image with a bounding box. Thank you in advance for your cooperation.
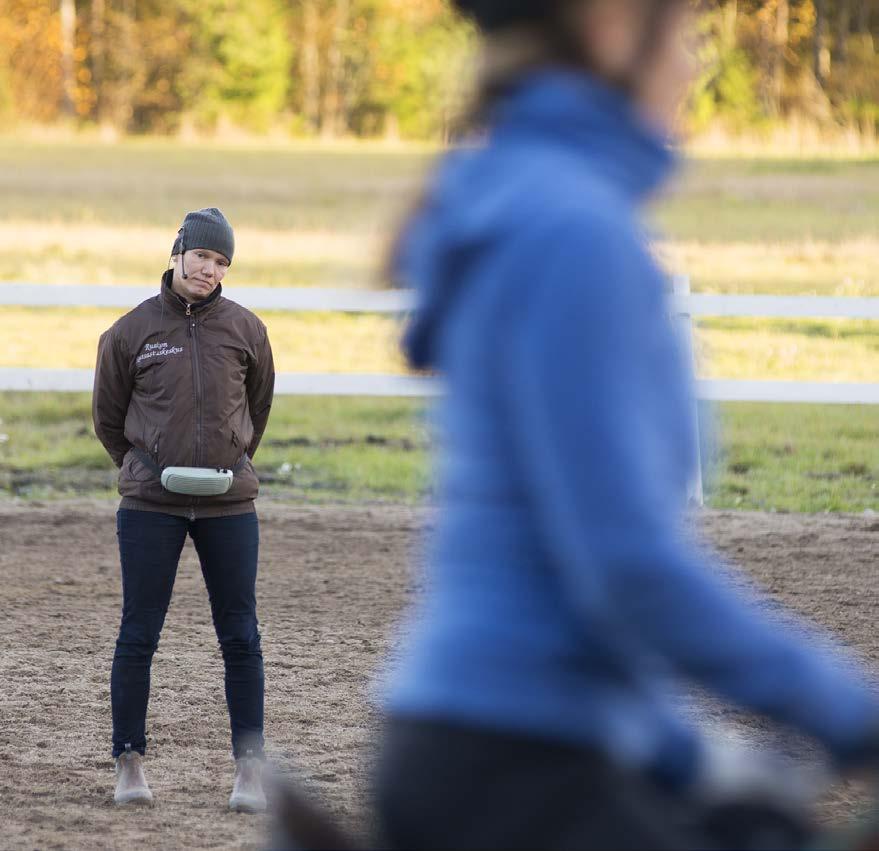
[93,328,134,468]
[245,323,275,459]
[502,218,878,761]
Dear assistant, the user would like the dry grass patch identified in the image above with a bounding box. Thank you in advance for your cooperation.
[659,240,879,296]
[1,308,876,384]
[697,318,879,382]
[0,221,382,287]
[0,221,379,264]
[0,307,405,374]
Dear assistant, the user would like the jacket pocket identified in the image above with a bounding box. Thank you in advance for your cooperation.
[229,428,245,469]
[120,448,157,485]
[142,424,161,468]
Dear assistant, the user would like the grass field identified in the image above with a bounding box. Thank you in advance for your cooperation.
[0,393,431,503]
[0,392,875,513]
[2,140,879,292]
[0,140,877,511]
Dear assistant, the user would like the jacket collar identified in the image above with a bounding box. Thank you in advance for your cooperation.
[488,68,677,202]
[160,269,223,315]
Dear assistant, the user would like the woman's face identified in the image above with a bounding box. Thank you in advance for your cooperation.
[573,0,699,136]
[171,248,229,303]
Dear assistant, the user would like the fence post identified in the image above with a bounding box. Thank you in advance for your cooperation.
[673,275,704,507]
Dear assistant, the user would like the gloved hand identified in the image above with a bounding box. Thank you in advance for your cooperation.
[693,736,826,806]
[686,736,827,851]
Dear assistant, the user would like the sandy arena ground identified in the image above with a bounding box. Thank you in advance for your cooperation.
[1,500,878,849]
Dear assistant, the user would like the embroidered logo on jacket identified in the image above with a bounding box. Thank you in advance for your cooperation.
[137,341,184,364]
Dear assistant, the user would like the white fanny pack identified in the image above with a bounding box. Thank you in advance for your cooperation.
[160,466,234,496]
[133,447,245,497]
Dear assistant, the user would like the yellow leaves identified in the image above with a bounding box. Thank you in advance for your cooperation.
[2,0,63,121]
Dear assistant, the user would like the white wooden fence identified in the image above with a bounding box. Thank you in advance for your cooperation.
[1,281,877,404]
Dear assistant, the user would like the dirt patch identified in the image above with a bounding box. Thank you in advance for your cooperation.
[0,501,877,849]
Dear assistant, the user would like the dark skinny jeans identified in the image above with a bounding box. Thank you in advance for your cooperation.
[111,509,264,760]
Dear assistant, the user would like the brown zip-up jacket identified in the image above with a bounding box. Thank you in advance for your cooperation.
[93,271,275,518]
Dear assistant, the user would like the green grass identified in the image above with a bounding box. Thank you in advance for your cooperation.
[248,396,432,501]
[0,393,875,513]
[0,393,431,504]
[704,402,878,513]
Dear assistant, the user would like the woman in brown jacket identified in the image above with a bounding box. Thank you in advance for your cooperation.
[93,208,274,813]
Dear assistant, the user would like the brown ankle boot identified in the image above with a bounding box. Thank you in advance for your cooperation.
[229,753,266,813]
[114,747,153,806]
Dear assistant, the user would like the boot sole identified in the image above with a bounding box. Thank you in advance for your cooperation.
[114,790,154,806]
[229,796,266,814]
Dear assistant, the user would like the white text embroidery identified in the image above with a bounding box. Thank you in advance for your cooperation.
[137,341,184,364]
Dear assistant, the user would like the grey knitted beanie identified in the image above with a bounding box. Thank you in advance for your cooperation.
[172,207,235,263]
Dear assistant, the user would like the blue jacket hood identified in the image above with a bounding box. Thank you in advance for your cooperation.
[398,69,676,369]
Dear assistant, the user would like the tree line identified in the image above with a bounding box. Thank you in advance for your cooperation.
[0,0,877,140]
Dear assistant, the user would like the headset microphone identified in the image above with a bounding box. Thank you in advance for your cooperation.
[178,224,188,278]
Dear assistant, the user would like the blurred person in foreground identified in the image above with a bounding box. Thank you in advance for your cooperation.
[93,208,274,812]
[373,1,879,848]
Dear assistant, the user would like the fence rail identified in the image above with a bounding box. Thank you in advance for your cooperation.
[1,282,877,403]
[3,283,879,319]
[3,367,878,405]
[0,283,413,313]
[0,367,443,397]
